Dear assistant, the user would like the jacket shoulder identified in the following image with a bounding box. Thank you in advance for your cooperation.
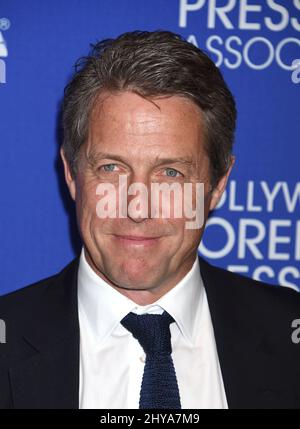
[0,258,79,320]
[199,257,300,316]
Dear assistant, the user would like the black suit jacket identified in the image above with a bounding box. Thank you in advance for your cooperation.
[1,256,300,409]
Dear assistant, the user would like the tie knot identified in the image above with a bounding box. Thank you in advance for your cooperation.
[121,311,175,356]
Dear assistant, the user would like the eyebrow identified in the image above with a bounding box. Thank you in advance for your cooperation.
[87,151,128,166]
[153,157,194,166]
[87,151,195,167]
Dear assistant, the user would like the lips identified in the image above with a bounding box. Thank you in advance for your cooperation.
[113,234,161,247]
[116,235,160,240]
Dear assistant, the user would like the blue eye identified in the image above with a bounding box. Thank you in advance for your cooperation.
[102,164,117,172]
[165,168,181,177]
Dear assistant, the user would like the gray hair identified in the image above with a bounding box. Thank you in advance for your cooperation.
[61,30,236,187]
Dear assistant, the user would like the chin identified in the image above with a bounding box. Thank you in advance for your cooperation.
[118,259,156,282]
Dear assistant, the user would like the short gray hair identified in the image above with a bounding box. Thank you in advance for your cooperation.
[61,30,236,187]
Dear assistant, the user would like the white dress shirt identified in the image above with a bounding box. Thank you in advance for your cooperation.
[78,248,228,409]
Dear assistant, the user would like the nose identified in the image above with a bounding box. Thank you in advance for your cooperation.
[126,172,151,223]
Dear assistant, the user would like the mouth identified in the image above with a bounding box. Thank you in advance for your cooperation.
[113,234,162,247]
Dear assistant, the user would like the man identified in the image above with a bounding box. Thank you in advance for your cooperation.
[0,30,300,409]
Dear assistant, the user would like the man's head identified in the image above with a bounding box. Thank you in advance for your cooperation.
[60,30,236,304]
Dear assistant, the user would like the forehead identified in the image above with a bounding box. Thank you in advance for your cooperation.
[87,91,205,156]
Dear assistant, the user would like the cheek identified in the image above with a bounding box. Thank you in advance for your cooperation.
[166,218,193,247]
[182,227,202,248]
[170,216,203,251]
[75,182,100,228]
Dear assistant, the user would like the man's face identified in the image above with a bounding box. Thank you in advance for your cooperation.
[62,91,231,303]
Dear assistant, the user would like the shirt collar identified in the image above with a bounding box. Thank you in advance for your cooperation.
[78,247,204,346]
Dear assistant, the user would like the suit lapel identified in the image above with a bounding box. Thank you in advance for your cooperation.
[199,256,295,409]
[9,258,80,409]
[9,334,79,409]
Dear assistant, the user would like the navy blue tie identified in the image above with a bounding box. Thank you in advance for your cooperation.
[121,311,182,409]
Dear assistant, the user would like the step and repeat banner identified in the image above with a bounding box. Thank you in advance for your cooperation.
[0,0,299,295]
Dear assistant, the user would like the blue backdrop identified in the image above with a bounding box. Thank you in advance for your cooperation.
[0,0,299,295]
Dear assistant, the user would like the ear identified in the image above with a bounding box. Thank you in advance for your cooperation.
[209,156,235,211]
[60,148,76,201]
